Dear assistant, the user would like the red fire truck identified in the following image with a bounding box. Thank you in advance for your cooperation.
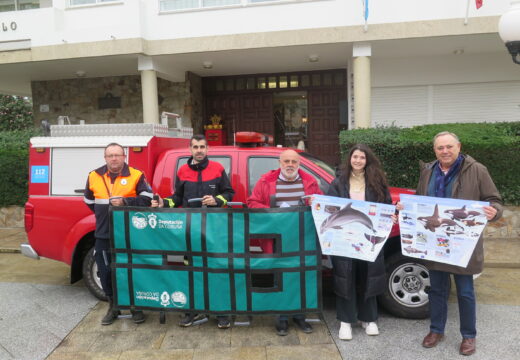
[22,124,427,319]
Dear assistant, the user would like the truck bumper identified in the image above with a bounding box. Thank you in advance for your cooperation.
[20,243,40,260]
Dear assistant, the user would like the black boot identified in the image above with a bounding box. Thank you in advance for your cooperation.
[131,310,145,324]
[101,297,120,326]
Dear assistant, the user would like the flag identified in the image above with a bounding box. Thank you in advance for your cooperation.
[364,0,369,21]
[476,0,483,9]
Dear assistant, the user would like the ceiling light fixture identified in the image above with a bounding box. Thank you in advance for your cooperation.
[202,61,213,69]
[75,70,86,78]
[308,54,319,62]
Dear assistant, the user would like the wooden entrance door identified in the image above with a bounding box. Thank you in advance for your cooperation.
[238,94,274,134]
[307,89,346,167]
[206,94,274,144]
[206,95,239,144]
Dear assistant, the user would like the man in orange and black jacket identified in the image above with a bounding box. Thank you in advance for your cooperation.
[84,142,152,326]
[160,135,234,209]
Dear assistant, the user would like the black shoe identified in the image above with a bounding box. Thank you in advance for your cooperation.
[293,317,313,333]
[276,319,289,336]
[179,313,207,327]
[101,298,120,326]
[217,316,231,329]
[131,310,145,324]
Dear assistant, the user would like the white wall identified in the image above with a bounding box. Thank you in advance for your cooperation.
[0,0,513,47]
[372,81,520,127]
[371,48,520,128]
[372,52,520,87]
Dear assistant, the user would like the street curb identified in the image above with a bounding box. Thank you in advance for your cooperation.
[484,262,520,269]
[0,248,21,253]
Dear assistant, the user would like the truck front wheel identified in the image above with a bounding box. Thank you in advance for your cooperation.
[378,253,430,319]
[82,247,107,301]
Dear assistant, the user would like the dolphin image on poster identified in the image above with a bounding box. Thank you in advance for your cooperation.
[320,202,376,234]
[444,205,481,221]
[311,195,395,262]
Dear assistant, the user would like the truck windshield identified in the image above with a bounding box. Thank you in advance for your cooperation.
[300,152,336,177]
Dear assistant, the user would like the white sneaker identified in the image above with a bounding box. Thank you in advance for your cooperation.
[338,322,352,340]
[361,321,379,336]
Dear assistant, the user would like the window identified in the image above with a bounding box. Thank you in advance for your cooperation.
[300,164,329,194]
[203,0,239,6]
[247,156,333,195]
[247,157,279,194]
[160,0,239,11]
[0,0,39,11]
[69,0,119,6]
[204,70,346,93]
[279,76,288,89]
[268,76,277,89]
[257,77,267,90]
[0,0,15,12]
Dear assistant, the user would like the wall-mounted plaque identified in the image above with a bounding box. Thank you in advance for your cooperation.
[98,93,121,109]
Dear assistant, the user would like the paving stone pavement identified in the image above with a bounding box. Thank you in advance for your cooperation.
[1,228,520,359]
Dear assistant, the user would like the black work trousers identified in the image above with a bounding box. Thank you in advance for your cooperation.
[94,238,113,298]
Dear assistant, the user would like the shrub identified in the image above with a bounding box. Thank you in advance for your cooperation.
[0,129,41,206]
[339,123,520,205]
[0,94,34,131]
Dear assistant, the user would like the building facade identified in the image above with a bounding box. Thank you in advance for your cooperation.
[1,0,519,166]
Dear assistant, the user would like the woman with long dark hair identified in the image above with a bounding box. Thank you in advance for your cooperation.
[327,144,393,340]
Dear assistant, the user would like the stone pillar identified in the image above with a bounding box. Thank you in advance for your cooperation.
[138,55,159,124]
[352,43,371,129]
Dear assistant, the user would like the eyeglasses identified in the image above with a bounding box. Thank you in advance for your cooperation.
[105,154,125,159]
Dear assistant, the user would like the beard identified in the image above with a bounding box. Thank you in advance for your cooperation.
[281,167,297,180]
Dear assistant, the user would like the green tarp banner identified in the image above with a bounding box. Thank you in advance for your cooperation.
[110,207,322,315]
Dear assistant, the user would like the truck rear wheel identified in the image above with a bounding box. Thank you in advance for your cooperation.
[378,252,430,319]
[82,247,107,301]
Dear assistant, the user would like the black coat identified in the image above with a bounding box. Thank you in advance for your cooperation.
[326,177,392,301]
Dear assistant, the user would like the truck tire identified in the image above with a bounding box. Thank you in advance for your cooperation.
[378,252,430,319]
[82,247,107,301]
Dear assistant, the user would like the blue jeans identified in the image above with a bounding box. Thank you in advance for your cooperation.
[429,270,476,338]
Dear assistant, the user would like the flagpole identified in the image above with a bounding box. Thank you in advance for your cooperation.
[363,0,368,32]
[464,0,470,25]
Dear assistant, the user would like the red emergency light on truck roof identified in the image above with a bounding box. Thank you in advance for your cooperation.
[235,132,274,147]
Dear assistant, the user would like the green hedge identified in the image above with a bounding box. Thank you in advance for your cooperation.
[0,129,41,206]
[339,123,520,205]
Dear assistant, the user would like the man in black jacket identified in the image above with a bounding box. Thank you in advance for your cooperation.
[152,134,235,328]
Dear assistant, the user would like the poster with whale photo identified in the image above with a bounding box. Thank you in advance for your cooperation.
[311,194,396,262]
[399,194,489,268]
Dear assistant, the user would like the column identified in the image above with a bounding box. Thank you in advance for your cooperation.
[352,43,371,129]
[138,56,159,124]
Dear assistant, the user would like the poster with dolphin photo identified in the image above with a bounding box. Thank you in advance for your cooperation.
[399,194,489,267]
[311,194,396,262]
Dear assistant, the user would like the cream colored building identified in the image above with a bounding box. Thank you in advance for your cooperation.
[0,0,518,165]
